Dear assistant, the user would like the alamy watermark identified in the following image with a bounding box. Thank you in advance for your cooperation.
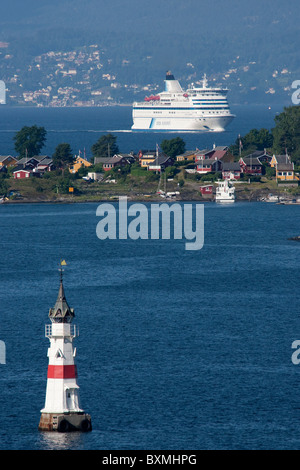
[0,80,6,105]
[291,340,300,365]
[96,197,204,251]
[291,80,300,105]
[0,340,6,364]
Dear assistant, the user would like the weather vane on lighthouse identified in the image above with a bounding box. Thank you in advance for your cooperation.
[39,261,92,432]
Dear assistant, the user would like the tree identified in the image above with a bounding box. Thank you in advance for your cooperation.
[14,125,47,159]
[272,106,300,164]
[52,143,75,175]
[230,128,273,157]
[91,134,119,159]
[160,137,185,158]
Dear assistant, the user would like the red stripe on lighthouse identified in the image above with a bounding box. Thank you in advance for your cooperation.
[47,365,78,379]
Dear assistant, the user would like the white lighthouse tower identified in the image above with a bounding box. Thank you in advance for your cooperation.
[39,266,92,432]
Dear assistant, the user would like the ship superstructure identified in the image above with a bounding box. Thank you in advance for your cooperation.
[132,71,235,132]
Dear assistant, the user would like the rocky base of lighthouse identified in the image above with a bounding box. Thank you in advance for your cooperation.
[39,412,92,432]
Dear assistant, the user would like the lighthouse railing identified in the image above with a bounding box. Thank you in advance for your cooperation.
[45,324,78,339]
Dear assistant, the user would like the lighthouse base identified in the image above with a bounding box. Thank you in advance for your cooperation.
[39,412,92,432]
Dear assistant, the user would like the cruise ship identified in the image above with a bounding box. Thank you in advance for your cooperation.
[131,71,235,132]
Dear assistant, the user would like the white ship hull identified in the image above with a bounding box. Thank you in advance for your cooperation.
[132,71,235,132]
[132,114,234,132]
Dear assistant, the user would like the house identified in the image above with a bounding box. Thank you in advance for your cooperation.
[176,150,199,162]
[94,157,110,166]
[270,154,292,168]
[196,158,222,174]
[252,150,273,165]
[13,169,32,179]
[36,158,54,173]
[102,155,133,172]
[138,150,157,168]
[148,155,174,172]
[210,146,234,162]
[222,162,242,180]
[239,155,263,175]
[0,155,18,168]
[94,153,135,167]
[194,148,215,163]
[199,185,213,196]
[194,146,232,163]
[276,162,297,181]
[15,156,40,169]
[269,154,298,181]
[69,155,92,174]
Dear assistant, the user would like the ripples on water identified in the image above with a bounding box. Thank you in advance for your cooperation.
[0,201,300,450]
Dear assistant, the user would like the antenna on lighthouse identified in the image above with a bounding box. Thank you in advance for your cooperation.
[59,259,67,280]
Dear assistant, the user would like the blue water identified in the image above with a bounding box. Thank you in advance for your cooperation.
[0,201,300,450]
[0,104,282,158]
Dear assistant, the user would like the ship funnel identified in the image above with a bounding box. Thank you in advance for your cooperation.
[164,72,183,93]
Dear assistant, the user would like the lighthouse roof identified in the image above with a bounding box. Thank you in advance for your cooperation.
[49,272,75,323]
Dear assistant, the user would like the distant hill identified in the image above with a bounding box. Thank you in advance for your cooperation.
[0,0,299,105]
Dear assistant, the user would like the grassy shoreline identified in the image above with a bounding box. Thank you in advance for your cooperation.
[2,173,299,205]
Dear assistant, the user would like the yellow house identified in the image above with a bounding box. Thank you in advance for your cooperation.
[0,155,18,168]
[138,151,157,168]
[69,156,92,174]
[176,151,198,162]
[276,162,297,181]
[270,154,298,181]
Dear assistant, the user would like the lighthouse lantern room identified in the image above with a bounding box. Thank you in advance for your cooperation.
[38,266,92,432]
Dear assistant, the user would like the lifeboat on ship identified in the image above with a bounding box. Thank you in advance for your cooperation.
[144,95,160,102]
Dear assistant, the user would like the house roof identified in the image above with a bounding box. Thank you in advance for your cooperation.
[94,157,110,164]
[211,150,227,160]
[277,163,294,171]
[222,162,241,171]
[37,158,53,167]
[149,155,173,166]
[13,167,31,173]
[139,150,156,156]
[103,155,128,165]
[177,150,197,157]
[33,155,50,162]
[274,155,291,164]
[17,157,40,165]
[242,156,263,166]
[197,158,221,166]
[0,155,17,162]
[196,148,212,155]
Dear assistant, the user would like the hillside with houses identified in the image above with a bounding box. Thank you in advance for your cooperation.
[1,105,299,203]
[0,143,299,204]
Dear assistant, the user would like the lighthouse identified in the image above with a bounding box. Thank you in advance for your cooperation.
[39,266,92,432]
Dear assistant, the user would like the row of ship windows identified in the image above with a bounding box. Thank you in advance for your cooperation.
[151,110,229,115]
[138,108,230,112]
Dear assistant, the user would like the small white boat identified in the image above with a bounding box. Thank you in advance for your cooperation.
[215,180,235,203]
[264,194,279,202]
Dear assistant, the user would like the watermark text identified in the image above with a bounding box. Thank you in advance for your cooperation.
[96,197,204,251]
[0,340,6,364]
[0,80,6,104]
[291,80,300,105]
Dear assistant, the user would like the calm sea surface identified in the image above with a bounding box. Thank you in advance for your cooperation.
[0,104,283,157]
[0,201,300,450]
